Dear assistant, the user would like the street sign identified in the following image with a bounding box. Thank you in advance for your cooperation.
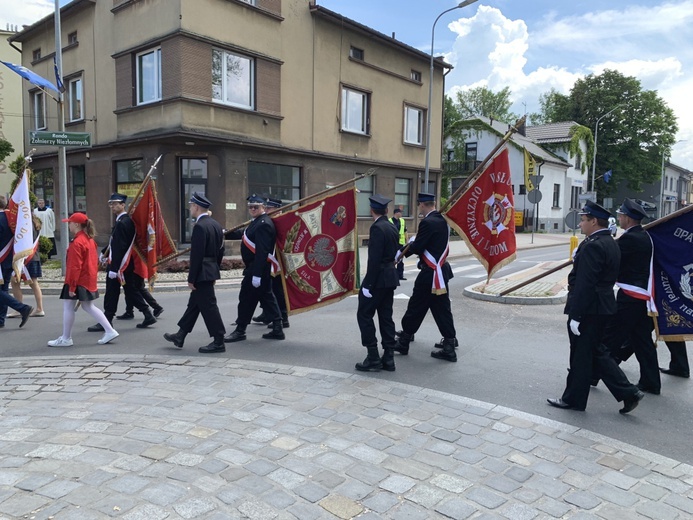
[564,210,580,230]
[578,191,597,203]
[529,174,544,186]
[603,197,613,209]
[29,131,91,147]
[527,190,542,204]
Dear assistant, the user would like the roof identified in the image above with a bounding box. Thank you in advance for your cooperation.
[525,121,581,144]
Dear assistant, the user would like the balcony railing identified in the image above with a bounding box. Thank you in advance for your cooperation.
[443,160,481,176]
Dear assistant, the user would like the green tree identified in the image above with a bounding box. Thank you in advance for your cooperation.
[0,138,14,163]
[534,70,678,197]
[452,86,519,124]
[528,88,571,125]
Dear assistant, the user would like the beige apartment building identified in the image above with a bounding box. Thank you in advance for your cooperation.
[0,27,23,198]
[9,0,449,245]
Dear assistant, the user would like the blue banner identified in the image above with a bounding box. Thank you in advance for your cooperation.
[1,60,59,93]
[648,207,693,340]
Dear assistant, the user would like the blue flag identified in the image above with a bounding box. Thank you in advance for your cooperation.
[53,57,65,93]
[603,170,612,183]
[1,60,59,93]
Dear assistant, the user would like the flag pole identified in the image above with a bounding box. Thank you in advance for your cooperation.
[127,155,162,215]
[154,168,377,266]
[440,115,525,215]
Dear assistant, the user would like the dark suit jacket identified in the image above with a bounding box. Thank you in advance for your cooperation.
[226,213,276,278]
[0,211,11,271]
[565,229,620,321]
[405,210,453,281]
[188,214,224,284]
[362,215,400,291]
[103,213,136,271]
[615,225,652,303]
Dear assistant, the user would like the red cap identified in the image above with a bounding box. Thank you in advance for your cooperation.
[62,213,89,224]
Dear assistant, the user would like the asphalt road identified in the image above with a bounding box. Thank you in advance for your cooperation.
[3,244,690,464]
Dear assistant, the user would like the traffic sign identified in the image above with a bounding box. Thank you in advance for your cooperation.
[529,174,544,186]
[564,210,580,230]
[29,131,91,147]
[578,191,596,203]
[527,190,542,204]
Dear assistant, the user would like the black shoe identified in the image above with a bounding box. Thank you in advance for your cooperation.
[153,307,164,318]
[431,338,457,362]
[659,367,690,378]
[547,398,584,411]
[355,357,383,372]
[199,342,226,353]
[381,349,395,372]
[224,330,247,343]
[267,320,291,329]
[393,341,409,355]
[88,323,105,332]
[636,383,660,395]
[262,321,285,340]
[620,390,645,414]
[434,338,460,349]
[19,306,33,328]
[395,330,414,342]
[252,312,270,324]
[136,314,157,328]
[163,332,185,348]
[116,312,135,320]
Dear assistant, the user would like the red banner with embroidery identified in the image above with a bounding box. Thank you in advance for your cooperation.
[130,179,177,283]
[273,188,359,315]
[443,147,516,282]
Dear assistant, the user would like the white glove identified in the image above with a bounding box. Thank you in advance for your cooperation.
[570,319,581,336]
[108,271,118,280]
[252,276,261,288]
[98,253,105,263]
[394,250,403,263]
[408,235,416,244]
[362,287,372,298]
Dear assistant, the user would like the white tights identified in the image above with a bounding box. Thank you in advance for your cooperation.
[62,300,115,339]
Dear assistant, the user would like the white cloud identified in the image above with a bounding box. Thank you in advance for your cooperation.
[0,0,53,28]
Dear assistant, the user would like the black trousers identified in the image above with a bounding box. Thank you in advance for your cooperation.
[177,281,225,340]
[103,264,149,321]
[562,315,639,410]
[602,300,660,391]
[126,285,162,313]
[396,260,405,280]
[357,288,396,348]
[236,273,280,328]
[664,341,690,374]
[400,268,456,339]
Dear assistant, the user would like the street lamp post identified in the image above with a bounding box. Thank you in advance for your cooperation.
[423,0,478,194]
[590,104,623,196]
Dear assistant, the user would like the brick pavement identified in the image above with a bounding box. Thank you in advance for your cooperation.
[1,356,692,519]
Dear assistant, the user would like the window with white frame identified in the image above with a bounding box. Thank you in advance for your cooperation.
[355,174,374,217]
[68,77,83,122]
[553,183,560,208]
[394,177,411,217]
[404,105,424,145]
[32,91,46,130]
[341,87,369,135]
[212,49,254,109]
[136,47,161,105]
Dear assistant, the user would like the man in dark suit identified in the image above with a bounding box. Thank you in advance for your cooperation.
[164,193,226,353]
[355,195,400,372]
[602,198,661,394]
[547,201,644,414]
[394,193,457,362]
[224,194,284,343]
[88,193,156,331]
[0,195,33,328]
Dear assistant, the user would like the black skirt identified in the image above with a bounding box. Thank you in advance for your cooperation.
[59,284,99,301]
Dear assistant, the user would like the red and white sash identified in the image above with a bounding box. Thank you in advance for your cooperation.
[616,233,657,314]
[242,230,277,272]
[422,244,449,295]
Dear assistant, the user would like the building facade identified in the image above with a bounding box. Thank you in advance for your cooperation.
[10,0,450,246]
[0,26,23,198]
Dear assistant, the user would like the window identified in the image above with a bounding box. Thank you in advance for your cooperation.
[32,91,46,130]
[410,70,422,82]
[349,46,364,60]
[570,186,581,209]
[70,165,86,213]
[519,184,526,195]
[136,47,161,105]
[181,158,208,243]
[404,105,424,145]
[420,179,436,198]
[341,87,369,135]
[68,77,83,122]
[465,142,478,170]
[32,48,41,61]
[552,183,560,208]
[212,49,254,109]
[33,168,54,204]
[355,174,374,217]
[574,154,581,170]
[68,31,78,45]
[115,159,145,200]
[394,178,411,217]
[248,161,301,203]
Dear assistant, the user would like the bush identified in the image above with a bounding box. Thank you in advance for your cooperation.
[157,257,244,272]
[38,236,53,264]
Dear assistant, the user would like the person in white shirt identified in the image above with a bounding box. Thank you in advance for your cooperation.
[33,199,56,258]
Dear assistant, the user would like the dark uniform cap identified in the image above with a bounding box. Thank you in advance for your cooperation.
[265,197,283,208]
[393,208,402,214]
[579,200,611,220]
[616,198,648,220]
[417,192,435,203]
[369,194,391,210]
[247,194,266,205]
[107,193,127,204]
[189,192,212,209]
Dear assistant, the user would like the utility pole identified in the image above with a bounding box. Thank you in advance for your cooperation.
[54,0,68,275]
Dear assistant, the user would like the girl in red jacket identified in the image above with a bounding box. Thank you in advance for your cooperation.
[48,213,119,347]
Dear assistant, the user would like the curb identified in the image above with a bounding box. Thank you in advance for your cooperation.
[463,283,568,305]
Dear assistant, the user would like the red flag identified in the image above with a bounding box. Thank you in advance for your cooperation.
[444,147,516,282]
[273,188,359,314]
[130,179,177,282]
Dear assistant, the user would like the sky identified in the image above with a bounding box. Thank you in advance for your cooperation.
[2,0,692,171]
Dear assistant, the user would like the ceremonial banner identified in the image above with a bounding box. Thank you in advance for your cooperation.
[5,170,35,281]
[647,206,693,341]
[444,147,516,282]
[273,188,359,315]
[524,147,535,192]
[130,178,177,284]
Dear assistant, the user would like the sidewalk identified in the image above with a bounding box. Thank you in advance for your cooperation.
[0,355,691,519]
